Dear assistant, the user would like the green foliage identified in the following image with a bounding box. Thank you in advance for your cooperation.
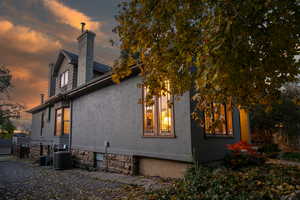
[0,119,15,139]
[258,144,281,154]
[0,65,22,135]
[250,86,300,137]
[113,0,300,111]
[281,152,300,163]
[225,141,265,169]
[147,164,300,200]
[224,153,265,169]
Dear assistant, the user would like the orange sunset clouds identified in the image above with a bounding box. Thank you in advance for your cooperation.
[0,0,120,130]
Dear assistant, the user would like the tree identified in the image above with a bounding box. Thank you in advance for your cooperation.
[113,0,300,113]
[250,85,300,142]
[0,65,23,138]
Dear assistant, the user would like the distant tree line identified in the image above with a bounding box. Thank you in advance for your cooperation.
[0,65,23,139]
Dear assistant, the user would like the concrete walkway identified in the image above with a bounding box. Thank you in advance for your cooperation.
[0,156,171,200]
[75,169,170,191]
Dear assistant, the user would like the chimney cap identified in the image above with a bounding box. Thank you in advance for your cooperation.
[80,22,86,33]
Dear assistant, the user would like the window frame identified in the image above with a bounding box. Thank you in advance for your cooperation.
[54,107,70,136]
[60,70,69,88]
[204,103,234,138]
[142,86,175,138]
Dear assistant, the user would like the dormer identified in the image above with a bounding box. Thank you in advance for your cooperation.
[52,50,78,95]
[48,26,112,97]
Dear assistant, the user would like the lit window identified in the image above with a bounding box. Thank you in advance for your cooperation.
[55,109,62,136]
[55,107,70,136]
[204,103,233,136]
[60,70,69,87]
[63,108,70,135]
[143,81,173,137]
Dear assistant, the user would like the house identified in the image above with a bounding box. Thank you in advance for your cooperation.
[28,28,251,178]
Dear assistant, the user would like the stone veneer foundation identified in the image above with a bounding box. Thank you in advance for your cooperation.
[29,144,41,160]
[71,149,138,175]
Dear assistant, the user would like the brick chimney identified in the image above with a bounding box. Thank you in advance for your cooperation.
[77,23,95,86]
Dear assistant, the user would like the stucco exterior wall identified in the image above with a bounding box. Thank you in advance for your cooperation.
[30,105,69,146]
[190,105,241,163]
[31,111,43,143]
[71,76,193,162]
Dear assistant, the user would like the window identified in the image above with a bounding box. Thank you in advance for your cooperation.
[55,107,70,136]
[143,82,174,137]
[60,70,69,87]
[204,103,233,136]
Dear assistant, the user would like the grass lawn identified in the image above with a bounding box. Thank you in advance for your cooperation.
[145,163,300,200]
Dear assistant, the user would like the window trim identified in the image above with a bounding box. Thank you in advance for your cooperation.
[204,103,234,138]
[142,87,175,138]
[54,107,70,136]
[60,70,69,88]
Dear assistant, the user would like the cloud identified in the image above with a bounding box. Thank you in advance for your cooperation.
[0,20,61,54]
[43,0,102,31]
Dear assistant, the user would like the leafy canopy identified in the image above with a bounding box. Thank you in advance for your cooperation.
[0,65,22,136]
[250,84,300,136]
[113,0,300,110]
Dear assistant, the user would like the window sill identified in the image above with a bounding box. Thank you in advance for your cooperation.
[142,134,176,139]
[54,134,69,137]
[205,134,235,139]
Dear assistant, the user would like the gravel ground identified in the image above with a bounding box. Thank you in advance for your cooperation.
[0,156,147,200]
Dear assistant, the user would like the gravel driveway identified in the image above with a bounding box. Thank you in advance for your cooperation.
[0,156,147,200]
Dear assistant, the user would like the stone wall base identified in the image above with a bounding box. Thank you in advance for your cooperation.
[71,149,94,169]
[29,144,41,160]
[29,144,53,160]
[71,149,137,175]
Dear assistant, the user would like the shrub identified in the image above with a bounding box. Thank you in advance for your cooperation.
[258,143,281,158]
[146,164,300,200]
[258,143,281,153]
[281,152,300,162]
[224,141,265,169]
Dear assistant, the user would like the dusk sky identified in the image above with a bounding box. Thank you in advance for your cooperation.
[0,0,122,129]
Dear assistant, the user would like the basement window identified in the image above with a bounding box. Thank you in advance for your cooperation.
[143,81,174,137]
[204,103,233,136]
[55,107,70,136]
[60,70,69,87]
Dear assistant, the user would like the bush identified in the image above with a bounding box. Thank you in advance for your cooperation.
[258,143,281,158]
[224,141,265,169]
[258,143,281,153]
[281,152,300,162]
[224,153,265,169]
[146,164,300,200]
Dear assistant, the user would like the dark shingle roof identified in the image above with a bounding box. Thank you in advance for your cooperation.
[59,50,112,74]
[93,62,111,73]
[61,50,78,63]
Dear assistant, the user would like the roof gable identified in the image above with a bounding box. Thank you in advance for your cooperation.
[52,49,111,76]
[53,50,77,76]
